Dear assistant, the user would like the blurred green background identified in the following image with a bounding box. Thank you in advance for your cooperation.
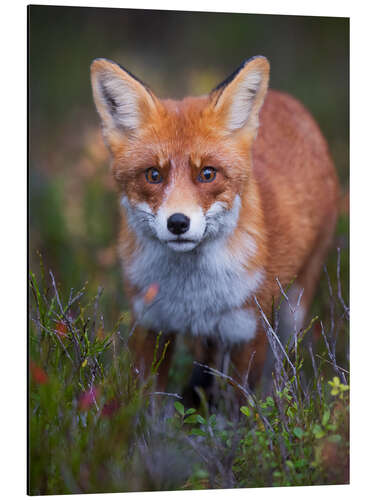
[29,5,349,325]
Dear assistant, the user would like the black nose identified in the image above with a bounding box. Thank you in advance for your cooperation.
[167,213,190,235]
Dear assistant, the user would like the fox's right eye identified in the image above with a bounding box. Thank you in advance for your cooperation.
[145,167,163,184]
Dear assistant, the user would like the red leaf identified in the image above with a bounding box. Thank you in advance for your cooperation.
[30,361,48,385]
[101,398,120,418]
[78,386,100,410]
[56,320,68,338]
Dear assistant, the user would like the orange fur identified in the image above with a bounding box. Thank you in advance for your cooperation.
[91,57,339,394]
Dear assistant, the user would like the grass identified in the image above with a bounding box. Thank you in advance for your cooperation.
[28,244,349,494]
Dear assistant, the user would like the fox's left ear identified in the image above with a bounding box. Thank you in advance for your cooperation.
[210,56,270,135]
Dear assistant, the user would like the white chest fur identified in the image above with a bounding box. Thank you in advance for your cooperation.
[124,236,263,344]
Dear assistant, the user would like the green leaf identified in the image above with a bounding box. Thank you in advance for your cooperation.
[312,424,325,439]
[185,408,196,415]
[208,414,217,427]
[174,401,185,416]
[190,428,206,437]
[294,458,308,468]
[196,415,206,424]
[326,423,338,431]
[240,406,251,417]
[184,414,200,424]
[293,427,304,439]
[328,434,342,443]
[266,396,275,407]
[322,408,330,426]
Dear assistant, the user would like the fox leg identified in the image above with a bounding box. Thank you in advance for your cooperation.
[182,337,219,407]
[279,209,338,341]
[230,328,269,391]
[128,327,176,391]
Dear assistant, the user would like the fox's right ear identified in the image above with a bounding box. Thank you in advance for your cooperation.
[90,58,157,135]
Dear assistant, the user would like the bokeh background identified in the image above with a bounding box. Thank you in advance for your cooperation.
[29,5,349,330]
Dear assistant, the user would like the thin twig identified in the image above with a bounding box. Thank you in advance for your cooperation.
[49,270,81,365]
[308,342,322,401]
[337,247,350,320]
[276,277,304,355]
[245,350,256,389]
[34,320,74,364]
[91,286,103,341]
[315,354,349,374]
[320,320,347,384]
[148,391,183,399]
[324,266,335,339]
[272,380,290,433]
[194,361,254,406]
[254,295,296,377]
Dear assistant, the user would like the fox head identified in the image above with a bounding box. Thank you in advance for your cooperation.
[91,56,269,252]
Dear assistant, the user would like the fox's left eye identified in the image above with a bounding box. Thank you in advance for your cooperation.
[145,167,163,184]
[198,167,217,183]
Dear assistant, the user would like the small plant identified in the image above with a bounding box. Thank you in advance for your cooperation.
[29,269,164,494]
[328,376,349,399]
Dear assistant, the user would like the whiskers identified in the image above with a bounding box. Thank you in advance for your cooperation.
[121,197,157,238]
[204,209,229,239]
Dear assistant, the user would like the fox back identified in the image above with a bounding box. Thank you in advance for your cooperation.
[91,56,339,391]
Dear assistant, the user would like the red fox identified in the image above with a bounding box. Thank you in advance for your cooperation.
[90,56,339,396]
